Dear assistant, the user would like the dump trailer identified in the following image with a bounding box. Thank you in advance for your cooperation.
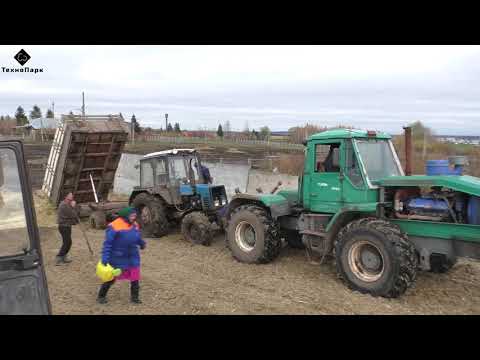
[224,128,480,298]
[42,115,130,227]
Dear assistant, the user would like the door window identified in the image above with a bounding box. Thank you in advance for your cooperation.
[169,157,188,184]
[315,144,340,173]
[0,148,28,257]
[345,140,365,188]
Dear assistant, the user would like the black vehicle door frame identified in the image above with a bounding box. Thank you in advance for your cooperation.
[0,140,51,315]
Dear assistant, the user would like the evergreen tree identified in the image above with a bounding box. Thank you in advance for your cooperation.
[167,123,173,132]
[174,122,181,132]
[30,105,42,119]
[15,106,28,126]
[217,124,224,138]
[260,126,271,141]
[131,114,141,134]
[0,116,4,122]
[46,109,54,118]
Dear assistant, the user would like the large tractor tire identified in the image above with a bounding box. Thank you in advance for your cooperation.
[281,229,305,249]
[181,211,213,246]
[132,193,169,238]
[335,217,418,298]
[226,204,282,264]
[89,210,106,229]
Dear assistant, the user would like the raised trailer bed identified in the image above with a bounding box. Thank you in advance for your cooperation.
[42,115,130,227]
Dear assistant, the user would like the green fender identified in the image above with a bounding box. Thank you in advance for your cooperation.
[227,193,293,219]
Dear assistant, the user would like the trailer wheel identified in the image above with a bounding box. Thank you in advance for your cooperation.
[89,211,106,229]
[282,229,305,249]
[335,217,418,298]
[132,193,169,238]
[181,212,212,246]
[226,204,282,264]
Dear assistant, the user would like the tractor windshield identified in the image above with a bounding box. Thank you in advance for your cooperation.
[354,139,403,184]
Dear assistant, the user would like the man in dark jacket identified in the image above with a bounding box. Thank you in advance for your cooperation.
[194,162,213,184]
[56,192,79,265]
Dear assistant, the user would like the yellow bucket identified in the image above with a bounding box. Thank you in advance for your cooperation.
[96,262,122,282]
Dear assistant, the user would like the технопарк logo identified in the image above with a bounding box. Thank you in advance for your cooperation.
[2,49,44,73]
[14,49,30,66]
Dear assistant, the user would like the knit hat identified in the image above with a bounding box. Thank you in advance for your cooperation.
[117,207,137,219]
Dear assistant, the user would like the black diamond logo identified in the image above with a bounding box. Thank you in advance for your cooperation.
[14,49,31,66]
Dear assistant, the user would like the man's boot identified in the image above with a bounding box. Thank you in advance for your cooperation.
[62,255,72,263]
[130,281,142,304]
[55,256,65,266]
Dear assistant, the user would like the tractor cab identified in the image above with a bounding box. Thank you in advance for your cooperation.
[302,129,403,212]
[139,148,206,189]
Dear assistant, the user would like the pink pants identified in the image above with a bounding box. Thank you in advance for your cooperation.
[115,267,141,281]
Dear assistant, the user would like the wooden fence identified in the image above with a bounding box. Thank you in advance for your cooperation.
[133,134,304,151]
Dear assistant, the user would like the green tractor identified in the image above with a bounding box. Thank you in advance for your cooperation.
[224,128,480,298]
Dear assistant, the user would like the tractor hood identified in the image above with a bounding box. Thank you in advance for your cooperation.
[378,175,480,197]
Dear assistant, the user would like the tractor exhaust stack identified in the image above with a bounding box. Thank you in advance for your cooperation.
[403,126,412,176]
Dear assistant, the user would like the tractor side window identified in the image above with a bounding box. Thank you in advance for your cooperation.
[169,157,188,184]
[0,148,29,257]
[155,158,168,185]
[140,160,154,188]
[345,141,364,188]
[315,144,340,173]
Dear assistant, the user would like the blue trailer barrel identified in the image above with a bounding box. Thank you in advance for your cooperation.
[468,196,480,225]
[426,160,450,176]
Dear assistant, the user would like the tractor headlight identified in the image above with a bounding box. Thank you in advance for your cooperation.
[222,198,227,205]
[214,200,220,207]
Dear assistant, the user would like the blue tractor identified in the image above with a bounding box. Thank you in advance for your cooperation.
[129,149,228,245]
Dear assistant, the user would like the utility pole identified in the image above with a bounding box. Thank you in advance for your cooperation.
[82,92,85,120]
[131,115,136,144]
[165,113,168,132]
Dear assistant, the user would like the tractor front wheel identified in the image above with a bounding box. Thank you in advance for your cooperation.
[132,193,169,238]
[335,218,418,298]
[181,212,213,246]
[226,204,282,264]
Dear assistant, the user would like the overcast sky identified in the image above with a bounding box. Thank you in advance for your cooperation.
[0,45,480,135]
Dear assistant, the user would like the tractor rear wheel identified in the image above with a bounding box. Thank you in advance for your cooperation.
[181,212,212,246]
[226,204,282,264]
[132,193,169,238]
[335,217,418,298]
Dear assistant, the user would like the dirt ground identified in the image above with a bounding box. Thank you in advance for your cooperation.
[38,222,480,315]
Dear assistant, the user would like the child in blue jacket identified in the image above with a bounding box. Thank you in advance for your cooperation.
[97,207,146,304]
